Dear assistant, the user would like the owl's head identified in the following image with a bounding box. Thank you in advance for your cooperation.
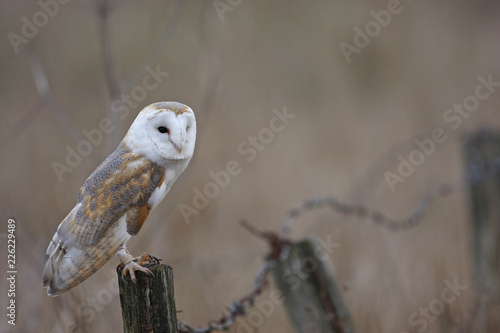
[124,102,196,164]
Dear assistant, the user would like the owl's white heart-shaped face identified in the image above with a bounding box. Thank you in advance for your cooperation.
[124,101,196,165]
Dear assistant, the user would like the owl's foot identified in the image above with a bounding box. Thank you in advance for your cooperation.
[117,249,161,283]
[122,260,153,283]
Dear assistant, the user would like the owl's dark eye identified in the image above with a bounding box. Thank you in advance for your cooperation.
[158,126,169,134]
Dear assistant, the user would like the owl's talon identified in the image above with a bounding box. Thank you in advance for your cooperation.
[121,260,152,283]
[120,271,128,283]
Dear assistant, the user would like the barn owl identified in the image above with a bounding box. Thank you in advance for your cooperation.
[43,101,196,296]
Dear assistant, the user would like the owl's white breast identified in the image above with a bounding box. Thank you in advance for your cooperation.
[147,161,189,211]
[148,179,168,210]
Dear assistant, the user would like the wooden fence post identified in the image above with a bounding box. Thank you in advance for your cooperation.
[464,129,500,295]
[271,237,355,333]
[118,264,177,333]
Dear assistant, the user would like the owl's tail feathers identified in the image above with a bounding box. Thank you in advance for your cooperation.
[42,244,89,296]
[43,235,122,297]
[43,214,129,296]
[43,234,113,296]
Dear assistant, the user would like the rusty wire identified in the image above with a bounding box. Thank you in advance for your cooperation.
[176,180,466,332]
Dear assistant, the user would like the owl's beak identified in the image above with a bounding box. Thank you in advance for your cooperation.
[170,130,185,154]
[172,141,182,154]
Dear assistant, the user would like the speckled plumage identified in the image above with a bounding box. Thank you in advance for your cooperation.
[43,102,196,296]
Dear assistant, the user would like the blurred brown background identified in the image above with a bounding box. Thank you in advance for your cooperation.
[1,0,500,332]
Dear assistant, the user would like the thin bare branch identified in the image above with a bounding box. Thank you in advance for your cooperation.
[96,0,122,148]
[28,50,85,143]
[120,0,189,93]
[96,0,119,99]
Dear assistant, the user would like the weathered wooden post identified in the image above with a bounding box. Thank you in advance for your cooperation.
[118,264,177,333]
[271,237,355,333]
[464,129,500,295]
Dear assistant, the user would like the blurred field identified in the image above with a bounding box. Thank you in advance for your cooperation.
[1,0,500,332]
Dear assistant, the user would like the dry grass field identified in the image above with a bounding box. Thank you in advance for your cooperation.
[1,1,500,332]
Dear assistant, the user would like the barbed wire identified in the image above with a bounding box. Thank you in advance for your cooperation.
[176,178,470,332]
[177,220,288,333]
[281,182,464,236]
[178,260,275,333]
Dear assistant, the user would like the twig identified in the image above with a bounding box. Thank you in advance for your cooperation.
[28,50,85,144]
[240,219,290,261]
[120,0,189,94]
[96,0,119,100]
[96,0,122,148]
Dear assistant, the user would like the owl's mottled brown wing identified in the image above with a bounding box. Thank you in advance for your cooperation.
[60,144,165,247]
[43,143,165,296]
